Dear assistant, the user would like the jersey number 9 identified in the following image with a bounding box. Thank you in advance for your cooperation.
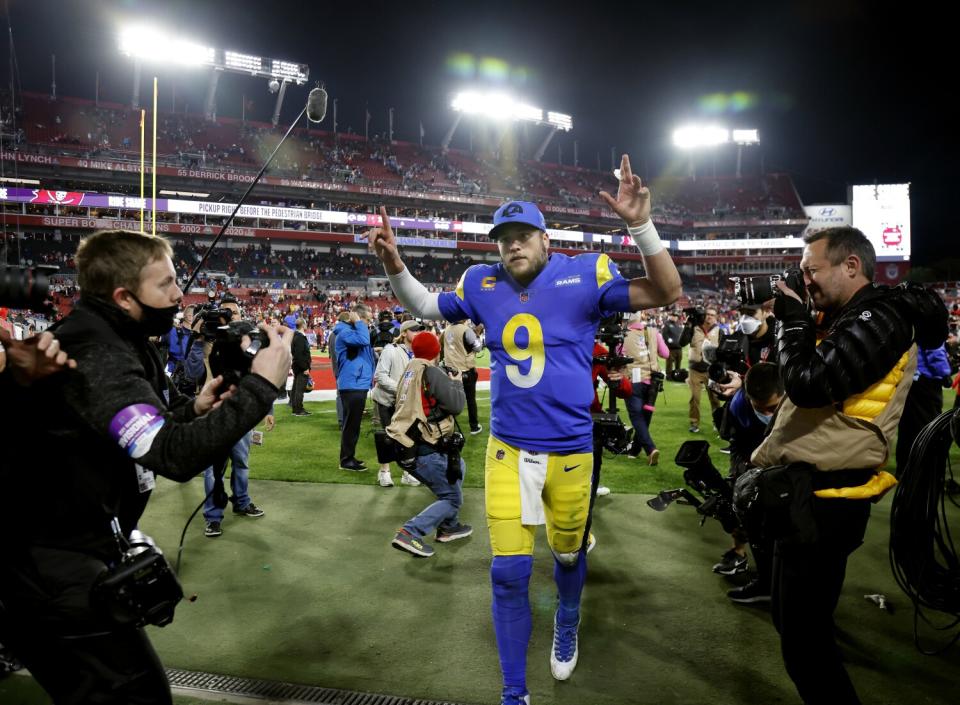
[502,313,545,389]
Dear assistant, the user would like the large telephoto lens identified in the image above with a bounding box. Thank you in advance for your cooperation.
[0,265,54,310]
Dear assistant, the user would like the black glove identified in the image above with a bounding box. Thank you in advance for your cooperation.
[943,374,954,389]
[773,293,808,322]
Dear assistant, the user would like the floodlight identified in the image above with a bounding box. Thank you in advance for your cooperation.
[672,125,730,149]
[270,59,309,83]
[225,51,263,73]
[452,91,572,130]
[451,91,483,114]
[732,129,760,145]
[119,26,214,66]
[547,111,573,131]
[484,92,516,121]
[515,103,544,122]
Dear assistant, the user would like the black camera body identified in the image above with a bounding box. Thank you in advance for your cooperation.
[193,301,233,341]
[707,335,748,385]
[647,440,740,533]
[592,412,634,456]
[593,313,633,372]
[92,531,183,629]
[373,430,419,471]
[731,268,806,306]
[208,320,270,388]
[683,305,706,327]
[596,312,627,342]
[591,312,635,456]
[435,430,466,484]
[376,423,464,484]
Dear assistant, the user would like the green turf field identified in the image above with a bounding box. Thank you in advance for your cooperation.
[243,384,699,493]
[4,370,959,705]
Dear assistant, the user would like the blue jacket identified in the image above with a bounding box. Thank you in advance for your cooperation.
[166,325,191,371]
[334,320,374,391]
[916,344,951,380]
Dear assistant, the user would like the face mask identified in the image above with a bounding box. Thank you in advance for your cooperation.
[739,316,761,336]
[754,409,774,426]
[129,292,180,337]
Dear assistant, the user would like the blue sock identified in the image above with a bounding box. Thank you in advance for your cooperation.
[491,555,533,692]
[554,552,587,627]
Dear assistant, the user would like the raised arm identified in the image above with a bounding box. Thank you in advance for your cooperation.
[364,206,442,319]
[599,155,682,310]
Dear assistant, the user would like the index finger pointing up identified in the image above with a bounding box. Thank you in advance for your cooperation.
[620,154,633,184]
[378,206,392,234]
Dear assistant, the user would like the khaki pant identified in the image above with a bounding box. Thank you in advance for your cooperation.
[666,348,683,376]
[688,368,721,426]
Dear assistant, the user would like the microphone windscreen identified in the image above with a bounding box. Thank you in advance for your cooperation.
[306,87,327,123]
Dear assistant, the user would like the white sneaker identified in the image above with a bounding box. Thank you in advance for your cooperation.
[595,485,611,496]
[401,471,421,486]
[378,470,394,487]
[550,613,580,681]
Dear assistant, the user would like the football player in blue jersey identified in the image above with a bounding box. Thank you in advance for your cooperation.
[366,155,681,705]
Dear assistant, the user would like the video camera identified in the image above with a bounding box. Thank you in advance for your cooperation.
[647,440,740,533]
[683,305,706,327]
[592,313,634,456]
[593,313,631,370]
[593,412,634,455]
[0,264,58,310]
[703,335,748,386]
[192,290,233,341]
[207,319,270,389]
[731,268,805,306]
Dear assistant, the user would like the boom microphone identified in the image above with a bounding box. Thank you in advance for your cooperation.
[306,87,327,123]
[182,85,320,292]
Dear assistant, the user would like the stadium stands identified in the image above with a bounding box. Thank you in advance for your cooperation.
[15,92,804,218]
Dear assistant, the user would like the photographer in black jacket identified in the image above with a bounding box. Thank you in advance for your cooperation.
[749,227,946,705]
[0,230,292,705]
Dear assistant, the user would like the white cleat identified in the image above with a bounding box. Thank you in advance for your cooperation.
[550,613,579,681]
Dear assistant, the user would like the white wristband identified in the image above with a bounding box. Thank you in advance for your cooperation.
[627,220,664,256]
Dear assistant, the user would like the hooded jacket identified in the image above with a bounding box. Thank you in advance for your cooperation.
[333,319,375,391]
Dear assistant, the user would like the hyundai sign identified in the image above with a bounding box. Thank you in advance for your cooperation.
[803,204,851,236]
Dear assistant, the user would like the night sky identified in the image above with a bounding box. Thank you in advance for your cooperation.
[3,0,945,265]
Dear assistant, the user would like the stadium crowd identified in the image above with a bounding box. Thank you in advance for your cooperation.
[15,92,805,220]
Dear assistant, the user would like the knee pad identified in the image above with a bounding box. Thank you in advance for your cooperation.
[551,549,581,568]
[491,555,533,600]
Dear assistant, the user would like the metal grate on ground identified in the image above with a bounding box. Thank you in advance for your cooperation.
[166,668,476,705]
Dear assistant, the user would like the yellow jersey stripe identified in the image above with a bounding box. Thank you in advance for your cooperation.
[596,254,613,289]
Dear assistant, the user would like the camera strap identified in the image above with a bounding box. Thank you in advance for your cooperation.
[108,517,130,560]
